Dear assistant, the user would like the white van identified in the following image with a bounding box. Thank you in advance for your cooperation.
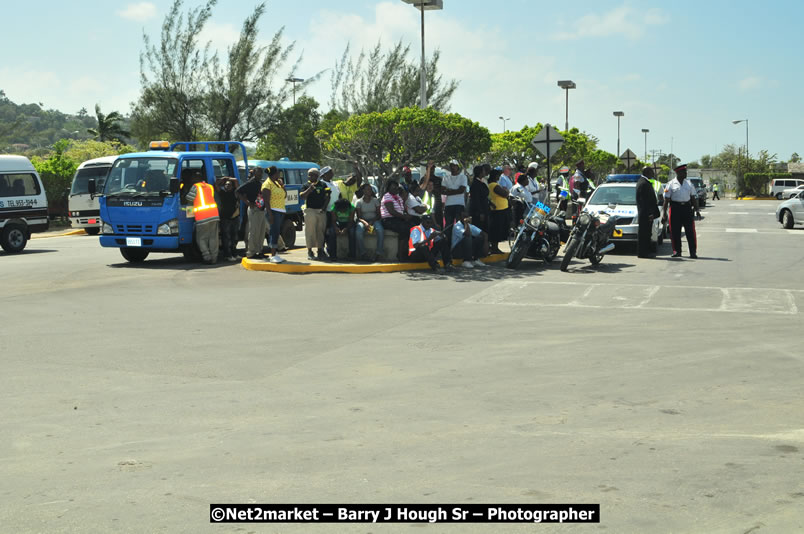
[69,155,117,234]
[0,155,49,253]
[771,178,804,200]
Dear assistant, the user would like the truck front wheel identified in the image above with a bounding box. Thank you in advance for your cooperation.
[120,248,149,263]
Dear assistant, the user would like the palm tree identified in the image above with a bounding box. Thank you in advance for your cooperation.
[87,104,130,142]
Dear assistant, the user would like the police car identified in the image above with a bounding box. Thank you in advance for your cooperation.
[584,182,665,251]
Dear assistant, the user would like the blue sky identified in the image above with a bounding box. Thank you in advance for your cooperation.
[2,0,802,163]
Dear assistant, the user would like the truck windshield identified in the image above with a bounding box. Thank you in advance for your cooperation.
[105,158,178,196]
[71,166,110,195]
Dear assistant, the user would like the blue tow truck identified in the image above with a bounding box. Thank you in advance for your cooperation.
[91,140,248,263]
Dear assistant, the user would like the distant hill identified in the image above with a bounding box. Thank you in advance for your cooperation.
[0,89,126,155]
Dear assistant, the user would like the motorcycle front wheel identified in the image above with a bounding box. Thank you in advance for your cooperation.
[589,245,605,266]
[506,233,530,269]
[560,237,579,272]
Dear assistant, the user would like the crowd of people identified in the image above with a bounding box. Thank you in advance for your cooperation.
[193,158,596,270]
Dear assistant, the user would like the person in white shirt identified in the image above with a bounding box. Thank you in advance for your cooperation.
[510,173,533,226]
[442,159,468,229]
[661,164,701,258]
[451,217,489,268]
[524,162,542,200]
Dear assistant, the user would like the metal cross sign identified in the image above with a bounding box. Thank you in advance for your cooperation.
[531,124,564,158]
[651,162,661,176]
[619,149,638,170]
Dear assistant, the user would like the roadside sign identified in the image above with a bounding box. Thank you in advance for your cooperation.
[620,149,637,170]
[531,124,564,158]
[531,124,564,194]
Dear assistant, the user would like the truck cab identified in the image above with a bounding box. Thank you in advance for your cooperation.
[97,141,247,263]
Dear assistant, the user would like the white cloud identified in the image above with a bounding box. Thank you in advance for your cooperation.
[197,21,241,53]
[118,2,157,22]
[550,5,668,41]
[739,76,762,91]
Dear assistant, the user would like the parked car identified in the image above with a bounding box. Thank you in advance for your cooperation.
[584,182,665,252]
[771,178,804,200]
[775,190,804,228]
[780,184,804,199]
[687,177,707,208]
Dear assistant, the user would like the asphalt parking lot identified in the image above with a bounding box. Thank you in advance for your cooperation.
[1,200,802,533]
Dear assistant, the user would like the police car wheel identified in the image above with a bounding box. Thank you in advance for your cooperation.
[782,210,794,229]
[1,224,28,253]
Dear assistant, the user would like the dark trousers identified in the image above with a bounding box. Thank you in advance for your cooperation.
[638,215,653,257]
[444,205,464,230]
[450,235,482,261]
[669,203,696,255]
[382,217,415,261]
[712,191,720,200]
[409,238,450,270]
[220,217,238,257]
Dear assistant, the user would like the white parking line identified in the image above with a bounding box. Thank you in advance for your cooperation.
[728,212,750,215]
[726,228,758,233]
[465,281,801,315]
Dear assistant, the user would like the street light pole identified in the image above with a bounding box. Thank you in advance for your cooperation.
[613,111,624,157]
[498,116,510,132]
[641,129,649,161]
[402,1,443,109]
[285,77,304,106]
[557,80,576,132]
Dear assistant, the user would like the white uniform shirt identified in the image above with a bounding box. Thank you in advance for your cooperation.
[510,183,533,204]
[405,193,426,216]
[442,172,468,207]
[663,178,697,202]
[526,176,541,194]
[322,180,339,211]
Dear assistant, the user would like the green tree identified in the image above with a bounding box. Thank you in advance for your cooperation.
[790,152,800,163]
[254,96,322,162]
[87,104,130,142]
[30,139,78,217]
[330,40,458,115]
[131,0,217,143]
[203,2,314,141]
[64,139,137,163]
[319,107,490,179]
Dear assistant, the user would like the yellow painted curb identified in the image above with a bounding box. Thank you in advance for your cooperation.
[735,196,776,200]
[242,253,509,274]
[31,229,87,239]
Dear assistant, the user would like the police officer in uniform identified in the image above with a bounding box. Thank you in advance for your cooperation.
[636,166,660,258]
[661,164,701,258]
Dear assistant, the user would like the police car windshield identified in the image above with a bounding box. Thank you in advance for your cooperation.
[71,166,110,195]
[105,158,178,195]
[588,185,637,206]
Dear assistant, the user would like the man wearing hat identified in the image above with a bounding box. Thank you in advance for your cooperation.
[525,162,543,202]
[569,159,589,201]
[300,167,331,260]
[661,164,701,258]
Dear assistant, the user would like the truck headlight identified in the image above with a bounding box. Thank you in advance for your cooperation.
[157,218,179,235]
[102,221,113,234]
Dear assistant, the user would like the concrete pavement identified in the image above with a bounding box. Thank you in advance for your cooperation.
[1,200,802,533]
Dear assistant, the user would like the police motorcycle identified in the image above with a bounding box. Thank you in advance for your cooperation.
[506,195,570,269]
[559,196,619,272]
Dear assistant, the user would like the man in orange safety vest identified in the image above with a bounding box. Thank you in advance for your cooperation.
[186,177,220,264]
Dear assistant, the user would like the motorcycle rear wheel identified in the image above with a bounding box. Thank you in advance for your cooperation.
[506,234,529,269]
[589,247,604,266]
[560,237,579,272]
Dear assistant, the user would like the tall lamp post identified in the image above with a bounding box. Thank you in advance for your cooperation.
[498,116,510,132]
[732,119,749,194]
[402,0,444,109]
[613,111,624,157]
[641,128,649,161]
[557,80,576,132]
[285,77,304,106]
